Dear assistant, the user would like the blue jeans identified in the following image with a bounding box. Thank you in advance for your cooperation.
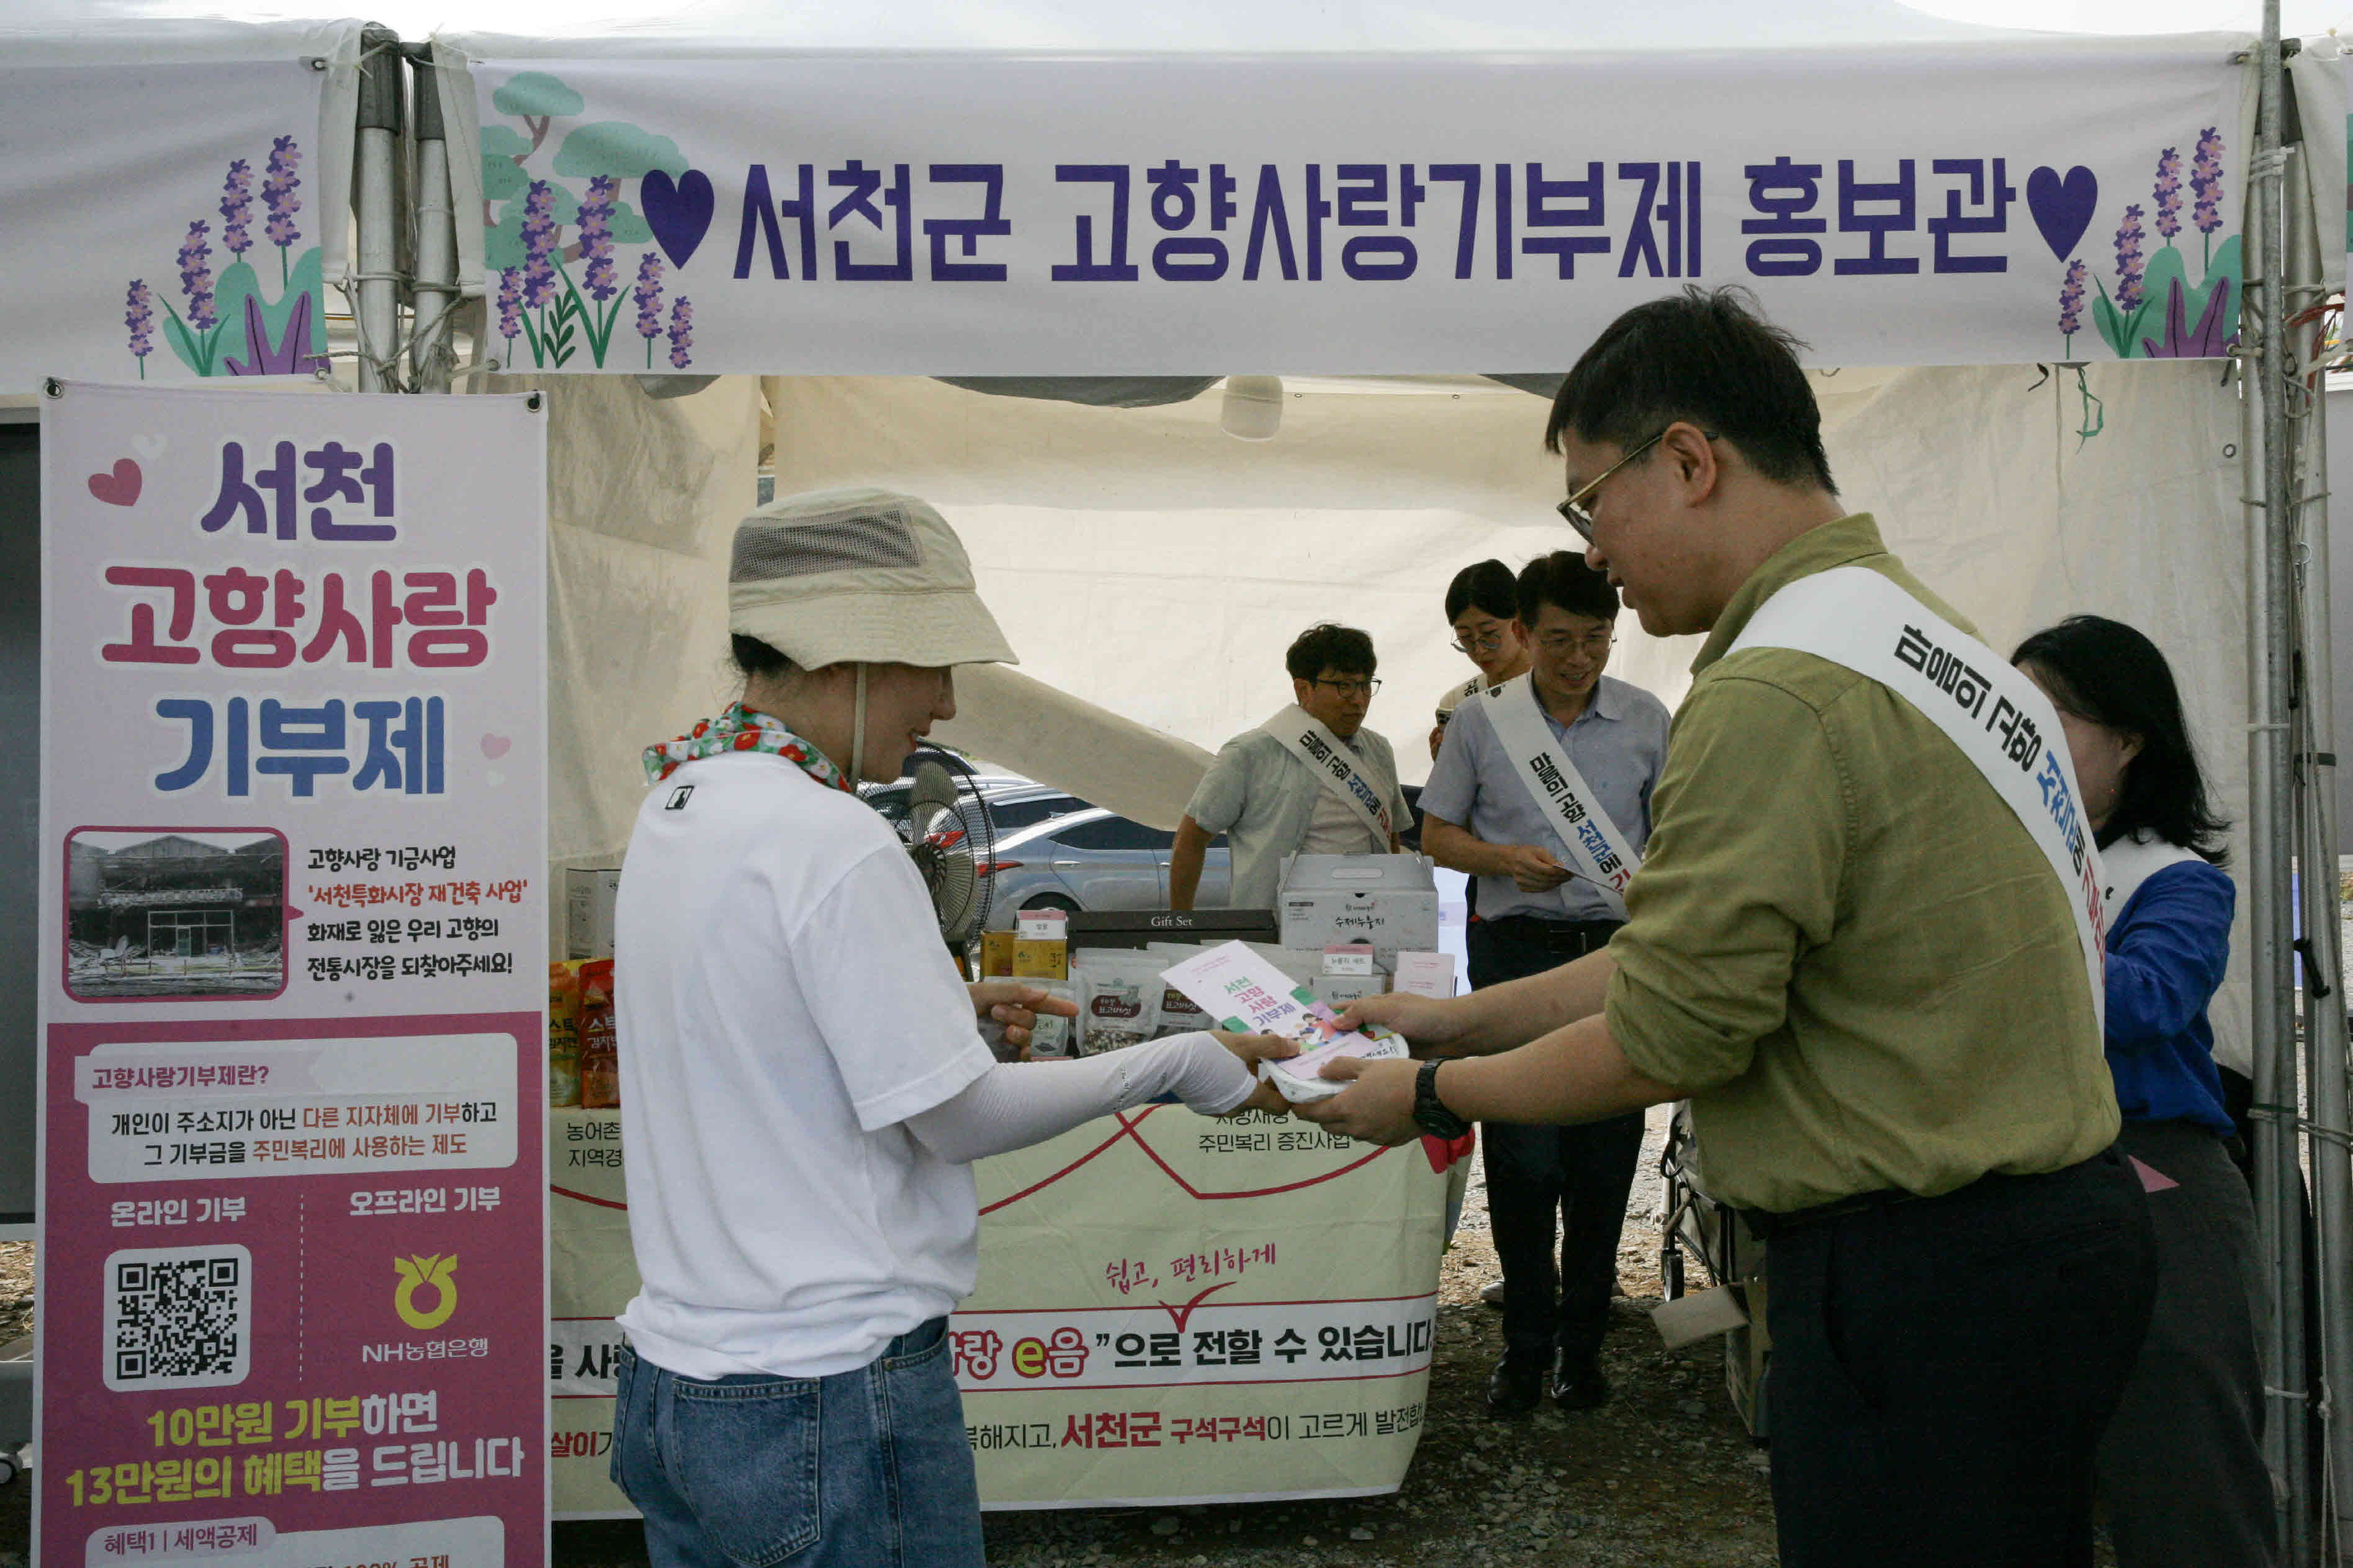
[610,1321,984,1568]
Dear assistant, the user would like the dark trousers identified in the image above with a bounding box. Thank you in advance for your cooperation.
[1764,1147,2158,1568]
[1468,915,1644,1368]
[2094,1119,2275,1568]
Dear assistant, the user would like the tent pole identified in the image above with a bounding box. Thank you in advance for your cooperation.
[354,24,403,393]
[2251,7,2313,1559]
[2285,90,2353,1560]
[408,43,456,395]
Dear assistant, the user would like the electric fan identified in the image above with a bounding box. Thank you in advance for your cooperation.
[898,750,997,942]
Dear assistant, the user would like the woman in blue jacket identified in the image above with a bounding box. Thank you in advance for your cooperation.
[2015,616,2272,1568]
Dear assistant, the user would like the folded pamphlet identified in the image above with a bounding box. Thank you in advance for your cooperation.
[1158,939,1408,1103]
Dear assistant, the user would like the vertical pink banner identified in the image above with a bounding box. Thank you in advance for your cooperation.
[36,384,549,1568]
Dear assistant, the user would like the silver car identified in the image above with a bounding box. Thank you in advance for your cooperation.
[980,808,1231,928]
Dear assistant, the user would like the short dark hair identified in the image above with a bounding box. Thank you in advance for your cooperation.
[2012,616,2229,864]
[1544,285,1837,495]
[730,634,793,679]
[1517,551,1619,624]
[1285,623,1376,682]
[1445,560,1519,624]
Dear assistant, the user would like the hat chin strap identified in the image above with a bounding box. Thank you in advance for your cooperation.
[850,663,868,785]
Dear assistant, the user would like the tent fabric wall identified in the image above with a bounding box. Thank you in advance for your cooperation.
[765,365,2252,1068]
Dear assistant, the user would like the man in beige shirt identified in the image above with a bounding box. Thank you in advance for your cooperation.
[1302,287,2156,1565]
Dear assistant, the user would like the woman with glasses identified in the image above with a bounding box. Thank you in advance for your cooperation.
[2013,615,2273,1568]
[1432,559,1533,761]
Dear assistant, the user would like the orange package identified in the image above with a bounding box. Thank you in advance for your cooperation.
[577,959,619,1109]
[548,961,585,1108]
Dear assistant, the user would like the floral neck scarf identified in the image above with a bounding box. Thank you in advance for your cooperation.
[642,702,851,792]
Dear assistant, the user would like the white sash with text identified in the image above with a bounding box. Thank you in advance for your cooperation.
[1480,674,1642,918]
[1727,566,2107,1029]
[1261,706,1393,844]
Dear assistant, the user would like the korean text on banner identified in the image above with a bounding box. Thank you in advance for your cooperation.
[542,1106,1451,1514]
[461,38,2249,374]
[35,383,550,1568]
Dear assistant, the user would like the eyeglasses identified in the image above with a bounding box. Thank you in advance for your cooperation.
[1449,629,1507,656]
[1309,678,1381,697]
[1556,426,1719,543]
[1536,631,1617,659]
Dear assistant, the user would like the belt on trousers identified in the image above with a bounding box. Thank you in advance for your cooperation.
[1478,913,1621,955]
[1740,1147,2130,1240]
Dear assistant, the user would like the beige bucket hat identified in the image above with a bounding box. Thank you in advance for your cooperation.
[727,487,1017,670]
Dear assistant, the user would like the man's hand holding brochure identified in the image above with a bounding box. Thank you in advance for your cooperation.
[1158,941,1413,1104]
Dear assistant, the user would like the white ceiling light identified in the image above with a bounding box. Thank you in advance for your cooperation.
[1219,375,1284,441]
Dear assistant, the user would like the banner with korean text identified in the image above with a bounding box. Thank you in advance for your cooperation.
[546,1106,1452,1512]
[454,37,2250,374]
[35,382,549,1568]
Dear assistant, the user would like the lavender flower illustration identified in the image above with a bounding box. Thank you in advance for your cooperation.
[2057,259,2085,353]
[632,253,665,367]
[261,135,302,284]
[2112,205,2146,313]
[667,296,694,370]
[219,159,254,258]
[578,176,619,303]
[520,181,560,312]
[178,222,217,331]
[495,266,525,362]
[125,280,154,377]
[2191,126,2226,266]
[2152,148,2182,243]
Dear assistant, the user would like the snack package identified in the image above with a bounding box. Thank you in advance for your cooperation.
[978,930,1017,979]
[547,960,584,1108]
[577,957,619,1109]
[1026,980,1078,1059]
[1154,979,1214,1038]
[1073,951,1162,1054]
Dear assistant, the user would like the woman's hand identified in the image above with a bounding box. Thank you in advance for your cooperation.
[967,979,1077,1057]
[1208,1030,1299,1118]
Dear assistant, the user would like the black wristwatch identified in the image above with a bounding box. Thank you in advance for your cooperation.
[1413,1059,1470,1140]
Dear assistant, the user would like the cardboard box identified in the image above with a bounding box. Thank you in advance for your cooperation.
[1068,908,1280,951]
[1011,936,1068,980]
[1391,951,1457,1000]
[1277,853,1440,967]
[1308,970,1388,1010]
[978,930,1016,978]
[565,866,622,959]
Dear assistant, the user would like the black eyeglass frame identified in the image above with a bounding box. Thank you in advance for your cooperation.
[1555,425,1720,542]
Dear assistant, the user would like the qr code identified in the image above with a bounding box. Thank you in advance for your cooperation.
[102,1243,253,1392]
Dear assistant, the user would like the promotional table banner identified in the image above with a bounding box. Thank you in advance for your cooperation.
[0,25,362,392]
[35,382,549,1568]
[542,1107,1452,1514]
[451,37,2251,374]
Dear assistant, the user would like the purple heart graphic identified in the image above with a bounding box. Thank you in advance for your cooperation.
[641,168,715,270]
[2026,166,2100,262]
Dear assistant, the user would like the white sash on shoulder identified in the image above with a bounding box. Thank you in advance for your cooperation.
[2100,831,2204,918]
[1480,673,1642,918]
[1727,566,2107,1031]
[1260,706,1393,843]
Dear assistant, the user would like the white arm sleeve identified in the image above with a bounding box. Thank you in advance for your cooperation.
[902,1031,1257,1165]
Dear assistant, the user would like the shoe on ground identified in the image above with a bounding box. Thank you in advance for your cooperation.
[1480,1279,1506,1308]
[1551,1355,1610,1411]
[1486,1351,1549,1418]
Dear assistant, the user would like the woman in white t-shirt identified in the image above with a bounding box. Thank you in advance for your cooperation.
[610,488,1292,1568]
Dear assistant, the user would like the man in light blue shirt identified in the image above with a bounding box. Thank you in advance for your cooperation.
[1418,550,1669,1417]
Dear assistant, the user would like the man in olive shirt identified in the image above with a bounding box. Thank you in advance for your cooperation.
[1301,288,2155,1564]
